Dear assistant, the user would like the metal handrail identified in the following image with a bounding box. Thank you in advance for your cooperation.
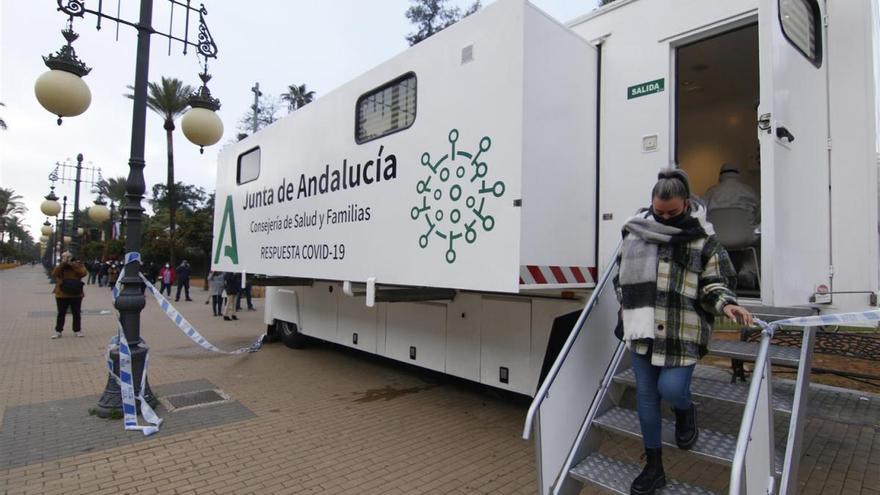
[778,326,816,495]
[729,323,774,494]
[522,243,621,440]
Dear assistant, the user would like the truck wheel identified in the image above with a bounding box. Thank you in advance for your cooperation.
[279,320,308,349]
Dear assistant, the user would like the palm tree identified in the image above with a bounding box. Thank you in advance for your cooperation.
[126,77,194,266]
[94,176,128,206]
[0,188,26,243]
[4,216,26,246]
[0,188,26,218]
[281,83,315,113]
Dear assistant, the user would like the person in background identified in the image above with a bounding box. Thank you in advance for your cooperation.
[86,259,98,285]
[236,279,256,311]
[223,271,240,321]
[158,262,175,297]
[97,260,109,287]
[107,262,120,288]
[175,259,193,302]
[702,163,761,289]
[51,252,88,339]
[702,163,760,228]
[146,261,159,285]
[614,169,753,495]
[207,271,226,317]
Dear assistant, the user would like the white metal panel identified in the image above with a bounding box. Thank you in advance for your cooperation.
[212,0,530,293]
[263,286,277,325]
[337,295,378,353]
[826,0,880,311]
[534,265,620,495]
[376,303,388,356]
[299,283,339,342]
[445,293,482,382]
[480,298,531,394]
[385,303,447,372]
[267,286,298,326]
[528,298,583,396]
[520,4,598,271]
[758,0,831,306]
[568,0,759,277]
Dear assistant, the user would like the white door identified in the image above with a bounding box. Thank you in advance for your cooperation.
[759,0,831,307]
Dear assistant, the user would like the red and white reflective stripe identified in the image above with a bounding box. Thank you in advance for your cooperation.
[519,265,597,285]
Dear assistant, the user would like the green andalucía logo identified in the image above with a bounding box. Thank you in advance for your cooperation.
[411,129,505,263]
[214,194,239,265]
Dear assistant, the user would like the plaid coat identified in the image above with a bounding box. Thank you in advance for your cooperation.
[614,233,738,367]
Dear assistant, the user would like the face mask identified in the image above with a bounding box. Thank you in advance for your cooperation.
[652,211,687,227]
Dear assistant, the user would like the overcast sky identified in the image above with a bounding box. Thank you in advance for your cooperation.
[0,0,597,240]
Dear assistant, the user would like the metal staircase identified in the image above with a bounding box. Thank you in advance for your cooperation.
[523,249,817,495]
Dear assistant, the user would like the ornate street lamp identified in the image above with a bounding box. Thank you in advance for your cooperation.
[41,221,54,237]
[89,198,111,223]
[182,71,223,154]
[35,0,221,419]
[34,21,92,126]
[40,188,62,217]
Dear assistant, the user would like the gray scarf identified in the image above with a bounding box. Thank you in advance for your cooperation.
[618,203,713,342]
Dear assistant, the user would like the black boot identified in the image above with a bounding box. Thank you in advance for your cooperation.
[673,403,698,450]
[630,448,665,495]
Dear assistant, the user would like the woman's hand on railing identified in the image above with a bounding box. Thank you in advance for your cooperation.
[723,304,754,327]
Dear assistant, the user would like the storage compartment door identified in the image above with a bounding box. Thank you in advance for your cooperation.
[299,283,339,342]
[445,293,482,382]
[386,303,447,372]
[480,298,531,394]
[338,296,378,353]
[758,0,831,306]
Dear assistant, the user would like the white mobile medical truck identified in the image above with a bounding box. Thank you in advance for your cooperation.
[213,0,878,493]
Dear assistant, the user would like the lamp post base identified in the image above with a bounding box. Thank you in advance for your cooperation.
[94,344,158,418]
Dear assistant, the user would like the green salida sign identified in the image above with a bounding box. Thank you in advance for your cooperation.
[627,78,665,100]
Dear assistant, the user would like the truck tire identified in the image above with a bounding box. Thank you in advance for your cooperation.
[279,320,309,349]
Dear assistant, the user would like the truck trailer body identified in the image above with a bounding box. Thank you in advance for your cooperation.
[212,0,880,397]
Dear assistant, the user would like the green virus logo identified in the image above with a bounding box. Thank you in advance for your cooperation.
[411,129,505,263]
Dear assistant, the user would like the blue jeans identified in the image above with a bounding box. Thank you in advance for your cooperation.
[630,350,695,449]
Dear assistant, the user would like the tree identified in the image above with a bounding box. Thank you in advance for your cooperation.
[3,216,26,245]
[0,188,26,243]
[126,77,194,266]
[94,176,128,206]
[237,94,279,139]
[281,84,316,113]
[0,102,7,131]
[150,182,207,215]
[405,0,481,46]
[94,176,127,241]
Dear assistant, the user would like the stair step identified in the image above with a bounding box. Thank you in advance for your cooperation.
[569,453,718,495]
[708,339,801,367]
[613,366,793,413]
[593,407,783,474]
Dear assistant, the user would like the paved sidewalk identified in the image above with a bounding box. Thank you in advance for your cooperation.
[0,265,877,494]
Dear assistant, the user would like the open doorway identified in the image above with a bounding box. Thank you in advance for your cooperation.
[676,24,761,297]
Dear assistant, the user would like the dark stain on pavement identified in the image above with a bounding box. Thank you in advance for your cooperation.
[352,385,433,403]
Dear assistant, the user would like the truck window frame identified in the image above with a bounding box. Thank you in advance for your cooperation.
[237,146,261,185]
[778,0,823,68]
[355,72,417,144]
